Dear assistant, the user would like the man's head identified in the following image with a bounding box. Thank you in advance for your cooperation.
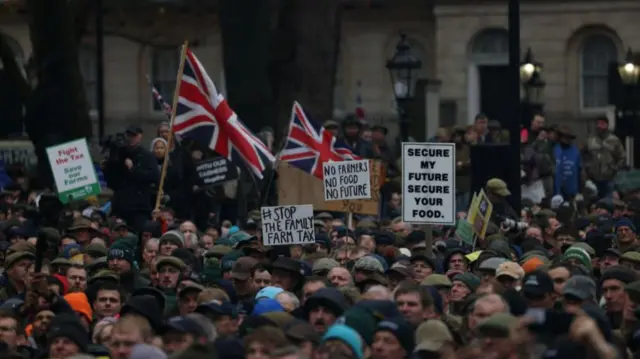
[110,315,153,359]
[156,257,185,290]
[125,125,143,147]
[596,116,609,133]
[66,266,87,292]
[162,314,216,355]
[394,282,437,325]
[531,114,545,132]
[474,113,488,134]
[327,267,352,288]
[468,294,509,332]
[0,310,21,350]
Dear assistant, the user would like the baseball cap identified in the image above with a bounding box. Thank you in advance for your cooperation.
[478,257,508,272]
[163,316,206,337]
[414,319,453,352]
[562,275,596,301]
[496,262,525,280]
[125,125,143,135]
[195,300,235,318]
[230,257,258,281]
[522,270,554,297]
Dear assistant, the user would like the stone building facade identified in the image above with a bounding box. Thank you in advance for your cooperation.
[0,0,638,139]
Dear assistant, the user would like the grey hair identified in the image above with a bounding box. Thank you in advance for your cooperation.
[145,238,159,249]
[365,285,392,300]
[276,291,300,309]
[472,293,510,313]
[185,313,218,342]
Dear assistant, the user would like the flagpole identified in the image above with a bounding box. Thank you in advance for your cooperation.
[155,40,189,211]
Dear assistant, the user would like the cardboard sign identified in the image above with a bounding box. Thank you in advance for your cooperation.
[401,142,456,225]
[277,160,383,215]
[323,160,371,201]
[46,138,101,203]
[467,189,493,240]
[195,156,238,186]
[261,204,315,246]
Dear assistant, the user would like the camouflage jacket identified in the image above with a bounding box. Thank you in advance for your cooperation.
[584,131,625,181]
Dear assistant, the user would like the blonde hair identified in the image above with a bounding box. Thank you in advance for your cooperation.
[113,314,153,342]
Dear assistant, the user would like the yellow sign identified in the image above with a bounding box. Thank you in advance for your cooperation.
[467,189,493,240]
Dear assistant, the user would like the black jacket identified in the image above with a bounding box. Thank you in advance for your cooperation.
[105,145,159,214]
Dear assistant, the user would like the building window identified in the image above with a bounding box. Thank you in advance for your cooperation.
[580,34,617,110]
[78,44,97,110]
[471,28,509,56]
[151,47,179,111]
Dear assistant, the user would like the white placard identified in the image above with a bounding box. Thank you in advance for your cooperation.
[323,160,371,201]
[46,138,101,203]
[261,205,315,246]
[402,142,456,225]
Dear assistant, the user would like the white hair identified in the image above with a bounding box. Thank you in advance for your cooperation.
[145,238,159,249]
[364,285,392,300]
[185,313,217,342]
[276,291,300,309]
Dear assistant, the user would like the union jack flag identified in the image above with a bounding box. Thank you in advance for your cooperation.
[173,48,275,179]
[280,102,361,179]
[146,75,173,119]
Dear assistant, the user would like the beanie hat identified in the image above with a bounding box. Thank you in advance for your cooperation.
[453,272,481,291]
[522,256,545,273]
[563,247,592,271]
[322,324,364,359]
[48,313,89,352]
[615,218,636,233]
[107,242,135,265]
[375,316,415,354]
[600,265,638,286]
[255,286,284,300]
[252,299,284,316]
[64,292,93,323]
[159,230,185,247]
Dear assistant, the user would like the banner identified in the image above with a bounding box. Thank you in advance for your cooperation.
[46,138,101,203]
[195,156,238,187]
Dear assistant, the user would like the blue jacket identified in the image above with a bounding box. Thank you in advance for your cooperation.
[554,144,581,197]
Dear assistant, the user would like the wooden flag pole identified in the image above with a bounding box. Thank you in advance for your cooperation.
[154,40,189,211]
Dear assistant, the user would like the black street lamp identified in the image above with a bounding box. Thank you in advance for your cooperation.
[387,34,422,142]
[619,48,640,86]
[615,48,640,167]
[519,47,545,129]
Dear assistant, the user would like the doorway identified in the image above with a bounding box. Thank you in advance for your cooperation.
[478,65,510,127]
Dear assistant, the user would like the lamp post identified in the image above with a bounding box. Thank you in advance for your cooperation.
[617,48,640,167]
[519,47,545,129]
[386,34,422,142]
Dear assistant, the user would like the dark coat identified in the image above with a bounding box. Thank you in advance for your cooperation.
[105,145,159,214]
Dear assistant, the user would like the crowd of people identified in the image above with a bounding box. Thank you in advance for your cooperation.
[0,111,637,359]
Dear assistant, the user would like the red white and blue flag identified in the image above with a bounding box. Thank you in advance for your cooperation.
[146,75,173,119]
[280,102,361,179]
[173,48,275,179]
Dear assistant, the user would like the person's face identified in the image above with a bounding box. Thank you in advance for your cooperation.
[232,277,254,296]
[180,221,197,236]
[143,242,158,264]
[213,315,237,337]
[361,129,372,141]
[396,292,427,326]
[108,258,132,274]
[33,311,54,334]
[126,132,142,147]
[163,332,195,355]
[0,317,18,349]
[290,245,303,259]
[525,227,543,242]
[334,251,348,266]
[271,269,294,290]
[158,125,170,140]
[109,328,145,359]
[309,306,336,334]
[253,270,272,290]
[328,267,351,288]
[411,260,433,281]
[372,331,405,359]
[546,218,561,237]
[450,280,471,302]
[302,281,326,305]
[179,292,199,315]
[616,225,635,243]
[468,300,503,331]
[372,129,385,142]
[475,118,488,133]
[391,221,410,236]
[247,341,271,359]
[596,119,609,132]
[8,259,32,282]
[49,337,81,358]
[94,289,121,318]
[158,265,181,289]
[601,254,619,269]
[532,116,545,131]
[67,267,87,291]
[359,236,376,254]
[602,279,627,313]
[201,235,214,250]
[548,267,570,295]
[448,254,466,271]
[160,241,179,256]
[390,193,401,208]
[153,140,167,159]
[345,125,359,137]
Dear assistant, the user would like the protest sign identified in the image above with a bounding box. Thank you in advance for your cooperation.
[467,189,493,240]
[277,160,383,215]
[455,219,474,247]
[46,138,101,203]
[195,156,238,186]
[402,142,456,225]
[323,160,371,201]
[261,204,315,246]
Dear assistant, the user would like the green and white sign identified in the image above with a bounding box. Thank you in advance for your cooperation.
[46,138,100,203]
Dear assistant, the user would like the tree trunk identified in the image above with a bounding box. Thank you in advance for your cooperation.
[24,0,92,188]
[218,0,274,133]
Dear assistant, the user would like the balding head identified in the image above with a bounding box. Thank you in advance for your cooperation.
[468,294,510,331]
[327,267,352,288]
[362,285,392,301]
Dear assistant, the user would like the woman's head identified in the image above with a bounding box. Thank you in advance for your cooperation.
[151,138,168,159]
